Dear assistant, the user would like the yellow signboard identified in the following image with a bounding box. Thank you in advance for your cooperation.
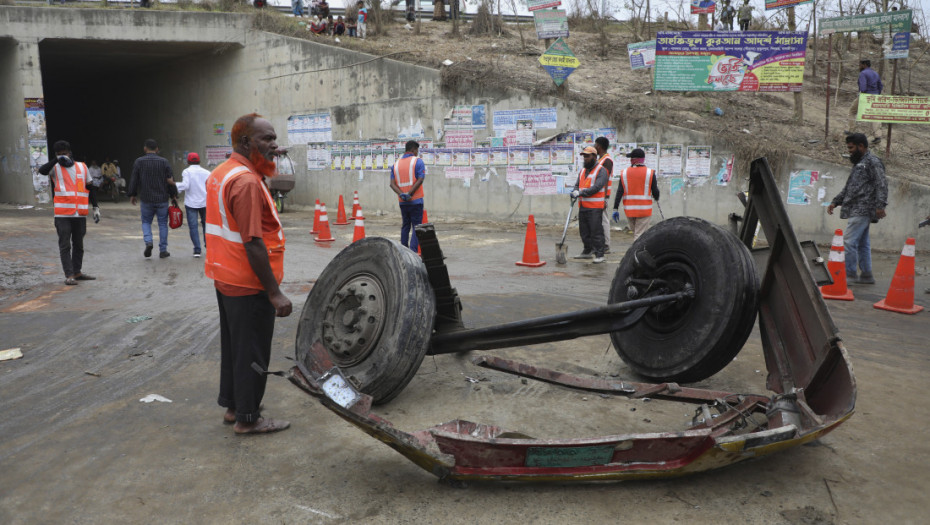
[857,94,930,124]
[539,54,580,68]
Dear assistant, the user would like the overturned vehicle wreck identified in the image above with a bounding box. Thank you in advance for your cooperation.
[280,158,856,482]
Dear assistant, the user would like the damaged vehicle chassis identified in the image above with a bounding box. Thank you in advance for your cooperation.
[278,158,856,483]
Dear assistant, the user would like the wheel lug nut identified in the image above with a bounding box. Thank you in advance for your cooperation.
[324,335,333,343]
[357,307,367,315]
[335,291,347,299]
[331,342,341,350]
[343,339,353,346]
[348,286,357,294]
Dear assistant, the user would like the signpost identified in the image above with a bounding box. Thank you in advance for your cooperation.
[534,9,569,40]
[526,0,561,11]
[539,37,579,87]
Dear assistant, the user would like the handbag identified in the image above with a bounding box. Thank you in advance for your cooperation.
[168,204,184,229]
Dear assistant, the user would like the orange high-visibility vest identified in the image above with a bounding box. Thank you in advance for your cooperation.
[620,165,655,218]
[393,155,424,202]
[52,162,90,218]
[204,160,285,290]
[596,153,612,199]
[576,165,606,209]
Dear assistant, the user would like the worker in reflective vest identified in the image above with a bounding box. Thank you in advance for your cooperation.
[594,136,614,254]
[204,113,292,436]
[570,146,610,263]
[38,140,99,286]
[612,147,660,241]
[389,140,426,252]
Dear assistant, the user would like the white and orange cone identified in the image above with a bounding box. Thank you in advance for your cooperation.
[352,191,365,220]
[314,203,335,243]
[310,199,321,234]
[874,237,923,314]
[352,208,366,243]
[820,229,854,301]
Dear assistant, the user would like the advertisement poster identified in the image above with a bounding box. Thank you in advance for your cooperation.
[820,10,912,59]
[205,145,233,167]
[628,40,656,70]
[384,148,397,168]
[506,166,525,188]
[685,146,712,177]
[470,147,490,166]
[765,0,812,9]
[213,123,225,135]
[444,130,476,148]
[787,170,818,205]
[551,144,574,164]
[373,148,384,170]
[434,148,453,167]
[493,107,558,132]
[420,148,436,166]
[509,146,530,165]
[534,9,569,39]
[445,167,475,180]
[857,94,930,124]
[523,169,557,195]
[531,146,551,166]
[445,105,487,130]
[716,155,735,185]
[286,112,333,144]
[639,143,659,171]
[690,0,716,14]
[25,98,46,140]
[670,178,686,196]
[654,31,808,92]
[489,147,509,166]
[30,140,50,200]
[659,144,683,177]
[452,149,471,166]
[612,142,638,161]
[526,0,561,11]
[307,143,331,171]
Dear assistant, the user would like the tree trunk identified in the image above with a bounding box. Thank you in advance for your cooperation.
[789,7,803,122]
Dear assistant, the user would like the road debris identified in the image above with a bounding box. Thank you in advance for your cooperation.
[0,347,23,361]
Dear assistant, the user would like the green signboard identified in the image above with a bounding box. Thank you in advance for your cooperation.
[819,9,912,34]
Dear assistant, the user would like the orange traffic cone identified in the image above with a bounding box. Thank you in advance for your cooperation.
[310,199,321,234]
[314,203,335,242]
[352,191,365,220]
[516,215,546,267]
[334,195,350,225]
[874,238,923,314]
[352,208,366,243]
[820,229,854,301]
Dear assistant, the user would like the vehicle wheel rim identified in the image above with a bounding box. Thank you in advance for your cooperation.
[322,273,387,367]
[641,259,696,333]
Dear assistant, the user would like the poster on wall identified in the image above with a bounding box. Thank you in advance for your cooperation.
[685,146,712,177]
[493,107,558,132]
[530,146,551,166]
[444,130,476,148]
[307,143,331,170]
[445,167,475,180]
[489,147,509,166]
[659,145,683,177]
[627,40,656,70]
[25,98,46,140]
[30,140,50,202]
[287,112,333,144]
[787,170,818,205]
[637,143,659,171]
[205,145,233,167]
[452,149,471,166]
[523,169,558,195]
[551,144,574,165]
[470,148,490,166]
[445,105,487,130]
[716,155,734,185]
[509,146,530,165]
[654,31,808,92]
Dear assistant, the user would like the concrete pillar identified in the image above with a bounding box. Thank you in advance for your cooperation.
[0,37,46,204]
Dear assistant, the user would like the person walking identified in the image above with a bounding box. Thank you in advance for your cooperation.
[827,133,888,285]
[847,59,884,144]
[593,137,614,254]
[611,148,660,241]
[291,0,303,17]
[389,140,426,252]
[128,139,178,259]
[720,0,736,30]
[570,146,610,264]
[205,113,292,435]
[176,152,210,258]
[738,0,753,31]
[357,1,368,38]
[38,140,99,286]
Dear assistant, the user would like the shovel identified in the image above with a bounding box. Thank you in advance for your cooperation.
[555,197,576,265]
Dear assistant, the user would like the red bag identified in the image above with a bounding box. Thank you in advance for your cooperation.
[168,204,184,229]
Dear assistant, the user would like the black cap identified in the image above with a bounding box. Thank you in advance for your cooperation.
[626,148,646,158]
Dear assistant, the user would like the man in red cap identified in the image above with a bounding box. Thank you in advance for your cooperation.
[612,147,660,241]
[176,151,210,257]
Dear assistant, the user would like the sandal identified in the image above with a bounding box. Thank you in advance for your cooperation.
[64,277,78,286]
[234,417,290,435]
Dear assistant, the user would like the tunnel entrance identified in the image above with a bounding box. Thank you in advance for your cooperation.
[39,39,233,192]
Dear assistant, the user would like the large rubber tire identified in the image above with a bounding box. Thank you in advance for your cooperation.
[608,217,760,383]
[296,237,436,404]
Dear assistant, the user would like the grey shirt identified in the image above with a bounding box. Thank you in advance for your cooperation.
[831,151,888,219]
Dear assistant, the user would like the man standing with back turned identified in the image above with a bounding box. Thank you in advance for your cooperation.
[827,133,887,285]
[205,113,292,435]
[612,148,660,241]
[176,152,210,258]
[128,139,178,258]
[389,140,426,253]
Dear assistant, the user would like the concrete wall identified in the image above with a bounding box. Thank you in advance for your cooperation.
[2,6,928,251]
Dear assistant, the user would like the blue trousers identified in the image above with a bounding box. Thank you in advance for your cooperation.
[186,206,206,253]
[844,215,873,278]
[400,202,423,252]
[140,200,169,253]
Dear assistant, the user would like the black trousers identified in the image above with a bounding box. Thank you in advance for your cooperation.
[216,289,276,423]
[579,208,605,257]
[54,217,86,277]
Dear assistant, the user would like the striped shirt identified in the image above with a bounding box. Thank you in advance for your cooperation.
[128,153,177,203]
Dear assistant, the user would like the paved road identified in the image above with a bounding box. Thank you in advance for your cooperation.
[1,202,928,524]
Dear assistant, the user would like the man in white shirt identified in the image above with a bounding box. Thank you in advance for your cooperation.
[175,152,211,257]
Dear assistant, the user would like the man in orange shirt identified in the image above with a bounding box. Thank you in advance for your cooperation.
[204,113,292,435]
